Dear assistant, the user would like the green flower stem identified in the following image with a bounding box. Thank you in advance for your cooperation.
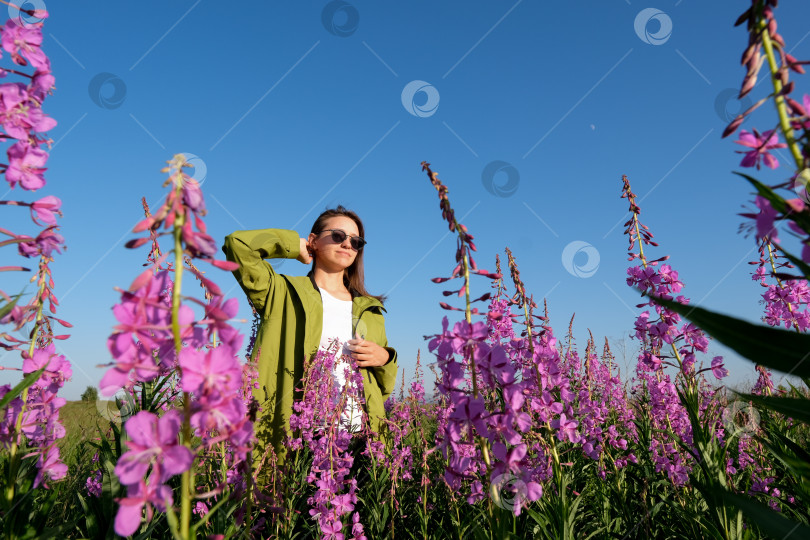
[425,166,495,520]
[759,17,805,170]
[632,213,687,372]
[445,212,493,479]
[170,195,194,540]
[4,256,47,506]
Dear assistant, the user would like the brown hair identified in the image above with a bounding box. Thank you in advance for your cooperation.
[309,205,386,304]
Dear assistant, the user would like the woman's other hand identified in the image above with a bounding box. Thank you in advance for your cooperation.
[297,237,313,264]
[347,332,390,367]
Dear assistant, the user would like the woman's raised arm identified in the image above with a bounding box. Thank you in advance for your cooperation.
[221,228,301,313]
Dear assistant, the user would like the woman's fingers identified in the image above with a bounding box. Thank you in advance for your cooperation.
[349,341,386,367]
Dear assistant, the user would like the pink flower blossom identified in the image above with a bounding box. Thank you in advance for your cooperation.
[34,445,67,487]
[29,194,61,225]
[114,410,193,486]
[179,345,242,397]
[711,356,729,379]
[114,479,173,537]
[29,68,54,101]
[17,226,63,258]
[734,129,786,169]
[5,140,48,190]
[754,195,780,242]
[450,320,488,353]
[1,20,48,70]
[551,413,580,443]
[22,344,71,393]
[0,82,55,139]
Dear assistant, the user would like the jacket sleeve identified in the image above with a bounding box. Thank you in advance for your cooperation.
[370,316,398,401]
[221,229,301,313]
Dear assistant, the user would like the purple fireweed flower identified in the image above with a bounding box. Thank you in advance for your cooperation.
[752,365,774,396]
[179,345,242,397]
[735,129,786,169]
[759,278,810,331]
[86,469,102,497]
[656,265,684,295]
[288,347,367,538]
[202,295,242,350]
[22,344,71,393]
[114,478,173,537]
[34,445,67,487]
[639,351,662,371]
[491,442,528,473]
[17,226,63,258]
[448,396,488,441]
[634,312,650,340]
[29,194,61,225]
[1,19,49,70]
[626,266,660,293]
[190,395,247,435]
[0,385,23,448]
[115,410,193,486]
[350,512,367,540]
[320,519,344,540]
[5,139,49,190]
[711,356,729,379]
[681,322,709,352]
[193,501,209,517]
[754,196,780,243]
[29,67,54,101]
[551,413,580,443]
[101,270,205,392]
[0,81,54,144]
[488,412,522,445]
[450,320,488,353]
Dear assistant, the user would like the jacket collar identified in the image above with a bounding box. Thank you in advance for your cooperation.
[289,271,385,313]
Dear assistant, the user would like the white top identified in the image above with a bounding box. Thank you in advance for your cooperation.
[317,287,362,432]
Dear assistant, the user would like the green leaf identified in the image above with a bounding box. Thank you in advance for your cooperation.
[0,291,22,320]
[737,172,810,233]
[76,492,99,539]
[739,394,810,424]
[759,430,810,482]
[713,488,810,539]
[0,366,46,410]
[653,297,810,377]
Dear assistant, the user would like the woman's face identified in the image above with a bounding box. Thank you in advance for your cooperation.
[309,216,361,271]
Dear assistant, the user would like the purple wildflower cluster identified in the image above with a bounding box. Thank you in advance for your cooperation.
[99,155,253,537]
[750,238,810,331]
[573,335,637,477]
[622,175,730,485]
[422,164,639,517]
[287,343,368,539]
[379,367,419,512]
[0,6,72,492]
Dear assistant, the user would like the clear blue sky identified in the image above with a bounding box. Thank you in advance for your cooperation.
[4,1,809,400]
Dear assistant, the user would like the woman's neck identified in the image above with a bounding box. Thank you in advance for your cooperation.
[312,266,350,296]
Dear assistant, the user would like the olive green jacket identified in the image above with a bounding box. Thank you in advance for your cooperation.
[222,228,397,464]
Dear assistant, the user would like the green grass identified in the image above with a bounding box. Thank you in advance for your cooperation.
[58,400,109,453]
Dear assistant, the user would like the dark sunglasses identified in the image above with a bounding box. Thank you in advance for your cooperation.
[320,229,366,251]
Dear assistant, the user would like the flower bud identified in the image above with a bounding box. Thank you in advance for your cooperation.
[786,97,806,116]
[741,44,756,65]
[733,7,751,27]
[722,115,745,138]
[739,75,757,98]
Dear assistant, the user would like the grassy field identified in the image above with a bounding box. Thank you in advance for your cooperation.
[58,400,110,453]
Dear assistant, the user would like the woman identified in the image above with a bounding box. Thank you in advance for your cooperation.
[222,206,397,466]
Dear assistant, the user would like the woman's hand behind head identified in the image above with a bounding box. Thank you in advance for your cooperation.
[296,237,313,265]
